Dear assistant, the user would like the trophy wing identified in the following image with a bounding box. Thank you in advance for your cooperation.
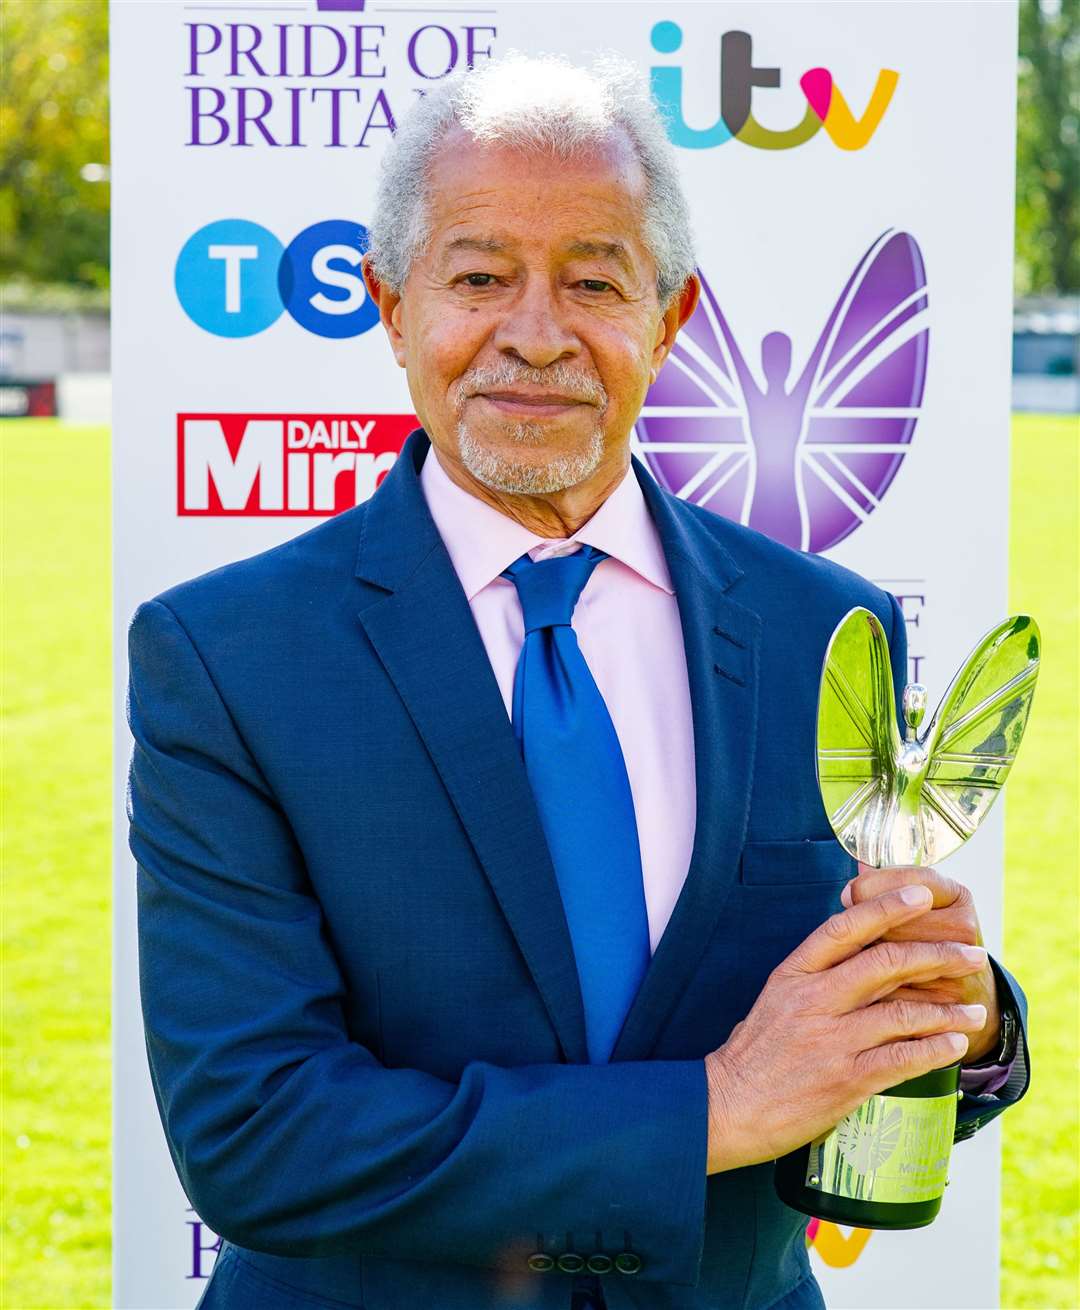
[917,616,1041,862]
[816,607,903,865]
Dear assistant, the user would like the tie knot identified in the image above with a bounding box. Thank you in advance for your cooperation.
[501,545,608,634]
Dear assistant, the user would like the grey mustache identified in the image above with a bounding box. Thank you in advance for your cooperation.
[457,362,607,407]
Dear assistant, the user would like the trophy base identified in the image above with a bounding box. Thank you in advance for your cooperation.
[774,1152,943,1230]
[774,1064,961,1231]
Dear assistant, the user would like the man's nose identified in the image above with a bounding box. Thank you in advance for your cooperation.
[491,277,580,369]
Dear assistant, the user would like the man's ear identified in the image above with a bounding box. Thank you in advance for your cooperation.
[650,274,701,381]
[361,255,407,367]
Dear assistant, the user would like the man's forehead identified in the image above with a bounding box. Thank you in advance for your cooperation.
[442,233,636,271]
[424,131,651,267]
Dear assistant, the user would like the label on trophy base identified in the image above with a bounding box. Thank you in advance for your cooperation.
[804,1092,958,1205]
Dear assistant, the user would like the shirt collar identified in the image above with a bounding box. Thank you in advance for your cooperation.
[419,444,675,601]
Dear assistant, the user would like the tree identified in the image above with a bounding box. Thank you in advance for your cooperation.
[1016,0,1080,294]
[0,0,110,289]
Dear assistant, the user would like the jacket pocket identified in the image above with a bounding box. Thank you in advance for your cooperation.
[739,838,855,887]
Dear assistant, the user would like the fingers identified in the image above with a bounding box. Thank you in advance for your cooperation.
[855,998,987,1048]
[855,1030,971,1088]
[783,886,934,975]
[869,912,981,945]
[876,981,969,1006]
[831,937,988,1007]
[842,864,970,910]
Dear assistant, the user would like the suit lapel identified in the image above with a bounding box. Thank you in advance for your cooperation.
[608,458,761,1063]
[355,432,589,1064]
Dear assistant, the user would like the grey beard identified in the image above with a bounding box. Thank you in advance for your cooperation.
[457,418,605,495]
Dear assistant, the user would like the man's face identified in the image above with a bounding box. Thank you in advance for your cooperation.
[364,127,696,497]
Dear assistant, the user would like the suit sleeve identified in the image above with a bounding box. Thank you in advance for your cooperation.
[126,598,709,1284]
[953,959,1030,1137]
[883,589,1031,1138]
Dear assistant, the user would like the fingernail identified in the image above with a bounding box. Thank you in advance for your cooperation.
[960,945,988,964]
[840,881,853,907]
[959,1004,987,1023]
[946,1033,969,1055]
[900,886,931,906]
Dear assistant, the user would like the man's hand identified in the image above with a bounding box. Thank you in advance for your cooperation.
[704,887,989,1175]
[840,864,1000,1062]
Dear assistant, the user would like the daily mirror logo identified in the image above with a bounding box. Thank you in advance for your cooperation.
[650,21,899,150]
[177,413,415,515]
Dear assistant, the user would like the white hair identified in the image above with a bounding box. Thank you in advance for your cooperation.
[367,51,696,306]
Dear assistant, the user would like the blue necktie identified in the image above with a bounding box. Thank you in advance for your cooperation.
[501,545,651,1063]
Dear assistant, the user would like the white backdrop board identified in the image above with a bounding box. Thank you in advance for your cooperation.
[110,2,1018,1305]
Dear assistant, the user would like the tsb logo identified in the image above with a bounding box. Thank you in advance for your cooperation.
[177,413,415,515]
[174,219,379,337]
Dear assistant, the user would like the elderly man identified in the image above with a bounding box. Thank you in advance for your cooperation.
[128,53,1027,1310]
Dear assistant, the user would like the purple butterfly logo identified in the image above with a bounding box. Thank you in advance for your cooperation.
[635,229,929,553]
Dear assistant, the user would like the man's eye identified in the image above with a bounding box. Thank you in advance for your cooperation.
[462,273,496,287]
[579,279,613,293]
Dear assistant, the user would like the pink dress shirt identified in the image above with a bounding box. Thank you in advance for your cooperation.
[419,445,1016,1094]
[420,445,696,958]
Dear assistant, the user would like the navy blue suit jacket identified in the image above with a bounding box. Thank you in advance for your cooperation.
[127,429,1028,1310]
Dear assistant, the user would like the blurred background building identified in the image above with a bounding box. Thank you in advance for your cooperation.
[1012,295,1080,411]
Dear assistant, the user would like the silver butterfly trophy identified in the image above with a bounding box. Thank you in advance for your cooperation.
[775,607,1040,1230]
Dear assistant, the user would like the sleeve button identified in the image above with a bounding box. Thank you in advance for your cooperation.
[527,1253,555,1272]
[586,1253,613,1274]
[556,1253,586,1273]
[614,1251,643,1275]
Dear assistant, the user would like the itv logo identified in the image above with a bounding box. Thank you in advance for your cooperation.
[650,21,898,151]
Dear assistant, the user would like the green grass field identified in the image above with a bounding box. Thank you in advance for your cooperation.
[1,417,1077,1309]
[1001,414,1080,1310]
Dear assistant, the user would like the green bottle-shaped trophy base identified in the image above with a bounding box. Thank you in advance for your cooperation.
[774,1064,961,1230]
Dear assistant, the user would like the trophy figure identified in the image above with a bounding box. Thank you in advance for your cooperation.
[775,607,1040,1229]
